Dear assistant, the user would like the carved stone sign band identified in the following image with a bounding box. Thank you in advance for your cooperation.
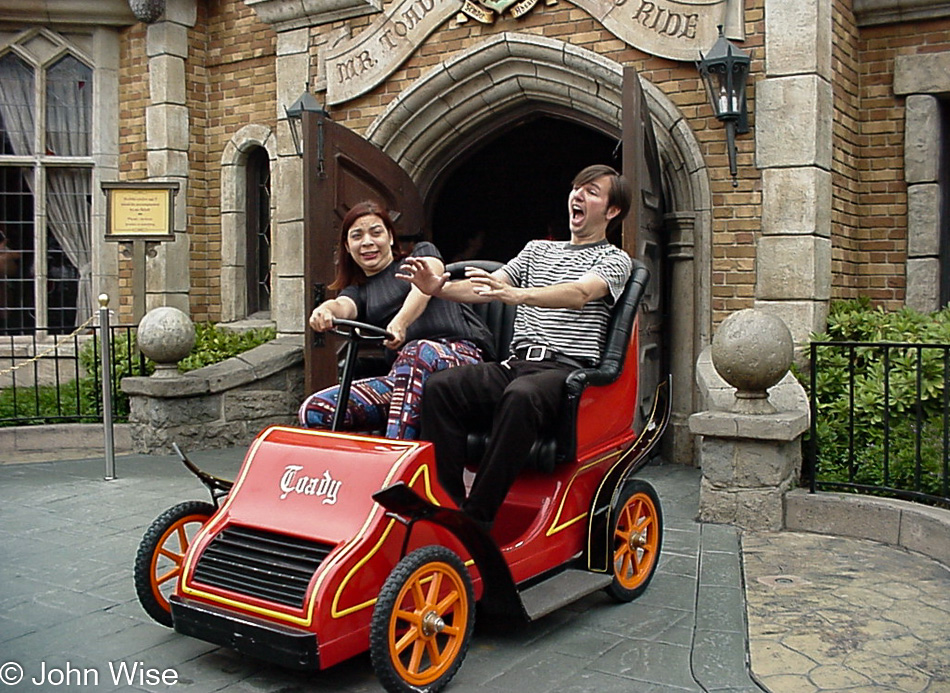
[325,0,744,104]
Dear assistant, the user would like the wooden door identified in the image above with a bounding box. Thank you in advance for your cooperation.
[621,67,667,431]
[302,110,425,395]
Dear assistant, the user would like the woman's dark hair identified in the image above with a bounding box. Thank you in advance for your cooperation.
[572,164,633,237]
[330,200,405,289]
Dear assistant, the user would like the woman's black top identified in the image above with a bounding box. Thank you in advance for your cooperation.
[339,242,495,360]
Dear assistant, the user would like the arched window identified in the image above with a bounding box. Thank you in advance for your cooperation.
[245,146,271,316]
[0,50,93,334]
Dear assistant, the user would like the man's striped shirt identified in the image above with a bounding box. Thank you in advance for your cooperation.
[500,239,632,363]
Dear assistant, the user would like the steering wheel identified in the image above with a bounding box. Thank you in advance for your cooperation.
[325,319,393,433]
[331,318,394,343]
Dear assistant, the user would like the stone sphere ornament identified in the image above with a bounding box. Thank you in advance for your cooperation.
[137,306,195,377]
[128,0,166,23]
[711,309,794,414]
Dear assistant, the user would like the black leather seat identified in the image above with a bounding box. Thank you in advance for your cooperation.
[443,259,651,473]
[444,260,515,364]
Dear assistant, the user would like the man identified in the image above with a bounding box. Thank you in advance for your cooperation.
[398,164,633,530]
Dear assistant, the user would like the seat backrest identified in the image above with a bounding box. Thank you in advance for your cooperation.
[444,260,516,361]
[553,258,650,466]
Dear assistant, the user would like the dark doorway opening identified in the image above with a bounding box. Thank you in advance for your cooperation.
[430,116,618,264]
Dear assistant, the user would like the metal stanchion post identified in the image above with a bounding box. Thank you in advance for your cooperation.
[99,294,116,480]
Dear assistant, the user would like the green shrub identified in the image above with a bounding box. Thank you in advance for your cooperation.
[805,298,950,503]
[0,322,276,427]
[178,323,276,372]
[0,378,102,425]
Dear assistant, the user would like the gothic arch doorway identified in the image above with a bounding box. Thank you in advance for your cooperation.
[355,33,711,464]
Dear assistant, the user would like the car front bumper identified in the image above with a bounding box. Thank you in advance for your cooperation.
[170,595,318,671]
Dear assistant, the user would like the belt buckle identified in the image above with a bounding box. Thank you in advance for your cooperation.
[525,345,547,361]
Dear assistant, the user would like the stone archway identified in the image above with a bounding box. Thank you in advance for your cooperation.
[367,33,711,464]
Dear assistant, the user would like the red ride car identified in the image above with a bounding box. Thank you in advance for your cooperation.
[134,259,669,693]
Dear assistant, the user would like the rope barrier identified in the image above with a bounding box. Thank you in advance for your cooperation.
[0,312,103,379]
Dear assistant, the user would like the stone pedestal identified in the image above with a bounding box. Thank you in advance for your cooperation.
[690,406,807,530]
[689,308,809,531]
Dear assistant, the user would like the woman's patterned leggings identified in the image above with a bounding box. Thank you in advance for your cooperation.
[297,338,483,440]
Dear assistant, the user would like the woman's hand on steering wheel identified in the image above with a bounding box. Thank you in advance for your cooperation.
[309,306,336,332]
[331,318,395,344]
[384,320,406,350]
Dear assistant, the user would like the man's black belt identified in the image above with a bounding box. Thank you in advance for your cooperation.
[509,344,593,370]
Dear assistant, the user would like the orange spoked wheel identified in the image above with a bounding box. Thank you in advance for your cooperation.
[371,546,475,693]
[606,479,663,602]
[133,500,215,627]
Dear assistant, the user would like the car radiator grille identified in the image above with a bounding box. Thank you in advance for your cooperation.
[192,525,334,608]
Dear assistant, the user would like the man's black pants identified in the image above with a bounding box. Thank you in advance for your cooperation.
[420,358,572,524]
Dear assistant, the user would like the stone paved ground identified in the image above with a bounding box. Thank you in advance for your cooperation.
[743,531,950,693]
[0,452,760,693]
[4,445,949,693]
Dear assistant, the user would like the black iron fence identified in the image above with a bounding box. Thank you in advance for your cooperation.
[0,325,146,426]
[806,340,950,508]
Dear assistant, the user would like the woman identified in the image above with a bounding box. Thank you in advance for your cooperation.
[299,200,493,439]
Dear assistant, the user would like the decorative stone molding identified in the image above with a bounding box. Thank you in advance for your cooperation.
[765,0,832,78]
[754,75,834,171]
[143,0,196,314]
[756,0,834,346]
[854,0,950,26]
[367,33,621,181]
[894,51,950,95]
[245,0,381,29]
[0,0,137,26]
[756,236,832,301]
[761,168,833,237]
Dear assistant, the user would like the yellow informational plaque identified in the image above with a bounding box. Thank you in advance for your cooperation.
[102,182,179,241]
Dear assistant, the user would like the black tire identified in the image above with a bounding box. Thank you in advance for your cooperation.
[370,546,475,693]
[133,500,215,627]
[605,479,663,602]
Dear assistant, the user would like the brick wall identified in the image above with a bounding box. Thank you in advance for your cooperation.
[117,23,148,324]
[118,3,276,324]
[853,17,950,309]
[194,2,277,323]
[831,0,863,303]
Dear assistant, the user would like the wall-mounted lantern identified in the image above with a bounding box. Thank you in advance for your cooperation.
[697,25,751,187]
[284,84,328,158]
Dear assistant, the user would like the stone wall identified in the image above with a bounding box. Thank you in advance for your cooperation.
[121,336,304,453]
